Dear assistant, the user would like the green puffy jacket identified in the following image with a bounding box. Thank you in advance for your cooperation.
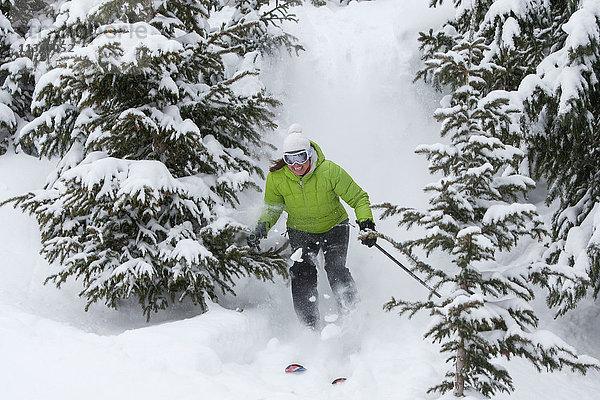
[258,141,374,234]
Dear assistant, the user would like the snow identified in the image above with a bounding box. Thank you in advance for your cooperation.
[1,1,599,400]
[0,57,33,76]
[559,202,600,277]
[485,0,534,22]
[0,102,16,126]
[465,162,493,177]
[111,258,154,278]
[64,0,102,25]
[171,238,214,266]
[61,153,186,199]
[290,247,304,262]
[500,17,520,49]
[483,203,537,225]
[83,22,184,66]
[517,0,600,116]
[320,322,343,340]
[457,226,482,239]
[416,143,457,156]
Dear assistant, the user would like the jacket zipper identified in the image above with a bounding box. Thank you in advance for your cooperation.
[299,179,308,204]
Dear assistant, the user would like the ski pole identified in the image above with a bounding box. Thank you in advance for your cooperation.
[373,243,441,298]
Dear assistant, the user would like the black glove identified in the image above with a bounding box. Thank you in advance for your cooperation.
[247,222,267,248]
[357,219,377,248]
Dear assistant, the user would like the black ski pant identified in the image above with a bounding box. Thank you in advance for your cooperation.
[287,220,358,328]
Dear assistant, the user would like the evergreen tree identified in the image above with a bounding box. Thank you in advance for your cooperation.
[5,0,300,319]
[0,0,54,155]
[520,0,600,316]
[218,0,302,56]
[0,0,19,154]
[418,0,550,93]
[377,14,598,397]
[422,0,600,336]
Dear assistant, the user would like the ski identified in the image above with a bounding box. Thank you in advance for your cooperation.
[284,364,347,384]
[285,363,306,373]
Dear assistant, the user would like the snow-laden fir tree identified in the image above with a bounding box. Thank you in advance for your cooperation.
[418,0,552,93]
[376,13,598,397]
[4,0,301,319]
[0,0,57,156]
[519,0,600,317]
[0,0,19,154]
[7,0,48,36]
[422,0,600,318]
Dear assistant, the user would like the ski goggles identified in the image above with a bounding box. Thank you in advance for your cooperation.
[283,149,311,165]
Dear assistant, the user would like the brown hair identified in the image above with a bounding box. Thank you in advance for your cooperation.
[270,158,286,172]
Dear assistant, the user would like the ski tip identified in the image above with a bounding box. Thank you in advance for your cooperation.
[331,377,347,385]
[285,363,306,373]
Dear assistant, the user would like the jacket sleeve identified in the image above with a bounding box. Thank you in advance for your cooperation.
[330,162,374,223]
[257,172,285,231]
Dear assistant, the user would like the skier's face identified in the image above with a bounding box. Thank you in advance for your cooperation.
[288,159,310,176]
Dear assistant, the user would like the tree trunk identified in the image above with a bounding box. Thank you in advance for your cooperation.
[455,279,469,397]
[454,337,466,397]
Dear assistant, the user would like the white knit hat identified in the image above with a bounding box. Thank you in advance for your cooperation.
[288,123,303,134]
[283,124,310,153]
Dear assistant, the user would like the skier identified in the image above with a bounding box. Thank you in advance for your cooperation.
[248,123,377,329]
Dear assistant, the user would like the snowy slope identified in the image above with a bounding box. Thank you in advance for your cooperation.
[1,1,599,400]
